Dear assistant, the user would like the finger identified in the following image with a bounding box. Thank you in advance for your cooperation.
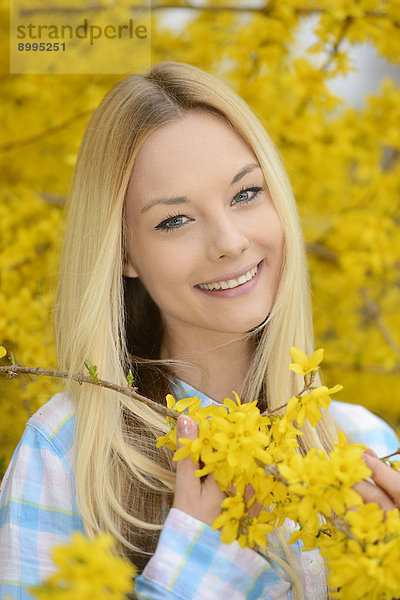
[172,415,198,469]
[364,448,378,458]
[353,479,396,511]
[362,451,400,507]
[173,416,200,506]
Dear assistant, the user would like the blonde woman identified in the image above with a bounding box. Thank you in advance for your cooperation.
[1,61,399,600]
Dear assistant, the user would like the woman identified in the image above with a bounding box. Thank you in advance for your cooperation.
[0,61,399,600]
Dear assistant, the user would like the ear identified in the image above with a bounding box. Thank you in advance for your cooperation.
[123,255,139,278]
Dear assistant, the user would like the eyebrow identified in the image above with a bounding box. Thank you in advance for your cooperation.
[140,162,261,214]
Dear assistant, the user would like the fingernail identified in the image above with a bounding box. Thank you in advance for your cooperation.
[364,448,377,457]
[362,451,375,464]
[177,416,191,435]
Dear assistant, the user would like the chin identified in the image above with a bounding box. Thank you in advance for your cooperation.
[227,310,272,335]
[248,314,270,332]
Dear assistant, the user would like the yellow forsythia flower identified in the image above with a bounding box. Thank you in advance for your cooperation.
[155,394,203,450]
[0,345,6,359]
[211,494,245,544]
[320,503,400,599]
[285,384,343,427]
[29,532,136,600]
[289,346,324,376]
[157,348,400,599]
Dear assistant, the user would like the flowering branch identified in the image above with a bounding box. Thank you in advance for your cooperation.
[3,343,400,597]
[0,364,178,420]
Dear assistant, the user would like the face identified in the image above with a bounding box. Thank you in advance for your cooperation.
[124,110,285,350]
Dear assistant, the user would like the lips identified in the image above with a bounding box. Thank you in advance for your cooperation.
[196,262,262,291]
[198,264,258,291]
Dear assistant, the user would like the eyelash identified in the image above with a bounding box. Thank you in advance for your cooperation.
[232,183,263,206]
[154,184,263,232]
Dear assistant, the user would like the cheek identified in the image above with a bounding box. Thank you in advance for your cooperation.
[131,238,195,302]
[254,208,285,255]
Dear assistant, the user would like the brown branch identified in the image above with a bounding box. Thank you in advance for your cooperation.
[326,513,360,543]
[261,377,317,417]
[0,110,92,153]
[306,242,339,264]
[40,192,67,206]
[264,465,366,545]
[20,6,109,15]
[261,401,288,417]
[382,147,400,172]
[320,16,353,74]
[1,241,54,273]
[18,4,313,17]
[0,365,178,420]
[18,4,390,18]
[380,448,400,461]
[322,360,400,375]
[359,288,400,356]
[294,16,352,117]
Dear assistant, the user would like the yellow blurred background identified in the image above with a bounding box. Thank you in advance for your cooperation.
[1,0,399,475]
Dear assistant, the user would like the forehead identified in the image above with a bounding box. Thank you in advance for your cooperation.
[127,111,259,198]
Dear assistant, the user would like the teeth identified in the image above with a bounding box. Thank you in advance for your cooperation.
[198,264,258,291]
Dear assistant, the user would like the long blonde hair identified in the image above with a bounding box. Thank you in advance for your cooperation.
[54,61,338,591]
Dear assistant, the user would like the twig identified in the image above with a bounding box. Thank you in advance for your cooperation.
[360,288,400,356]
[264,464,366,545]
[306,242,338,264]
[261,401,288,417]
[320,16,353,74]
[0,365,178,420]
[322,360,400,375]
[0,110,92,153]
[18,4,389,18]
[380,448,400,461]
[294,17,352,117]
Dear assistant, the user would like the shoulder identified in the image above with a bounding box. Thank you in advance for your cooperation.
[0,390,80,516]
[28,391,76,449]
[0,392,83,591]
[24,392,76,464]
[329,399,399,456]
[13,391,77,479]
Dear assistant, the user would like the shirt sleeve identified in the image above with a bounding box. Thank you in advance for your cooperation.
[329,400,400,456]
[0,423,84,600]
[135,508,291,600]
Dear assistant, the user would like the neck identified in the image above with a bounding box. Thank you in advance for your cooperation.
[161,327,252,403]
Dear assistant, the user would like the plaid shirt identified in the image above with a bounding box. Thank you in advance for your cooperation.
[1,384,398,599]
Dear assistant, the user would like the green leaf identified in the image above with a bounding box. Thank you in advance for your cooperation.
[84,359,99,384]
[127,369,134,388]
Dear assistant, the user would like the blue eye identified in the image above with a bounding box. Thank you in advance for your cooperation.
[232,185,263,206]
[155,214,190,232]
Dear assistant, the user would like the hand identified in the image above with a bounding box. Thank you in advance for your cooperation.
[353,449,400,511]
[172,415,225,525]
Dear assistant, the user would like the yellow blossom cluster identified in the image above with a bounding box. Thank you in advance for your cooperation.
[320,503,400,599]
[1,0,399,474]
[157,347,400,599]
[28,532,136,600]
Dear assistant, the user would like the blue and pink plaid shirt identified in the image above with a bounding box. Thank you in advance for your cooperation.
[1,382,398,599]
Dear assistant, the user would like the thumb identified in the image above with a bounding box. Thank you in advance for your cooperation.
[173,416,200,505]
[177,414,198,440]
[173,415,198,470]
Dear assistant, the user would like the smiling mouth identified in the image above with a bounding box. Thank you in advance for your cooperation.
[198,264,259,291]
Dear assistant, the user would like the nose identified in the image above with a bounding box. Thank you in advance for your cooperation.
[206,216,250,261]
